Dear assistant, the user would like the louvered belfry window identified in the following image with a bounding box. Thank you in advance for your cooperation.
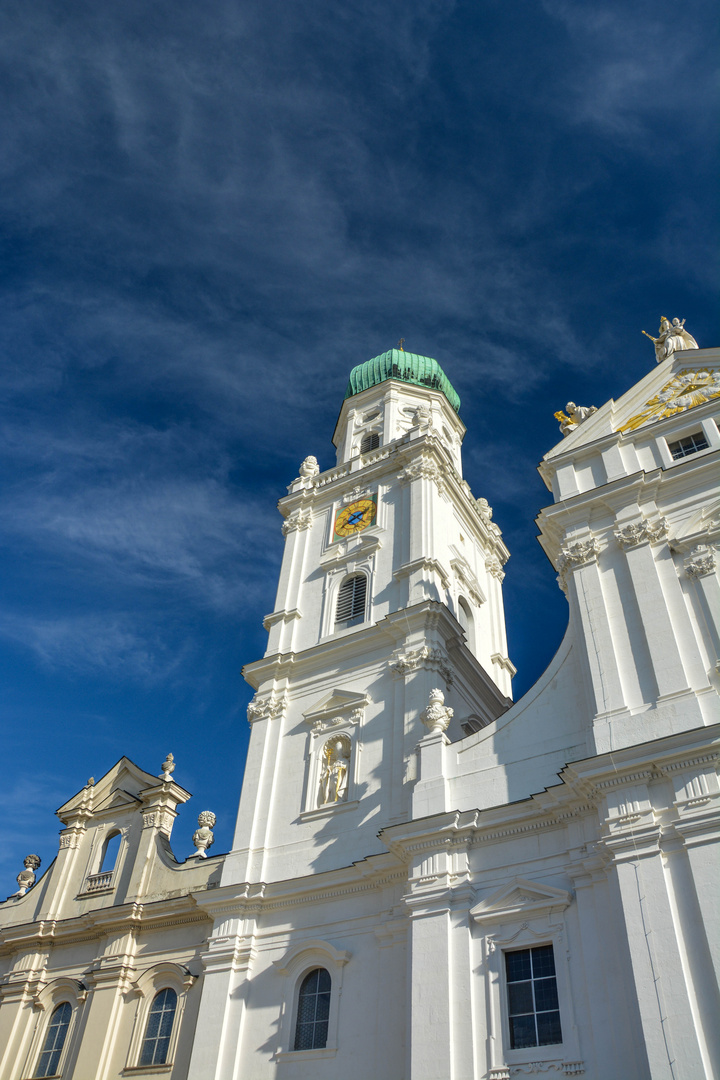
[335,574,367,627]
[360,432,380,453]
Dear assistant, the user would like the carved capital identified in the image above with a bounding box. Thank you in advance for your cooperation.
[142,810,174,833]
[389,646,453,685]
[397,457,446,493]
[684,544,716,579]
[247,690,288,724]
[614,517,668,549]
[282,508,313,536]
[485,555,505,582]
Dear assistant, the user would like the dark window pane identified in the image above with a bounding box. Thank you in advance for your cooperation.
[294,969,332,1051]
[531,946,556,978]
[145,1010,161,1039]
[507,982,534,1016]
[505,949,531,982]
[316,992,331,1021]
[314,1020,329,1047]
[537,1010,563,1046]
[510,1014,537,1048]
[294,1023,314,1051]
[534,978,559,1012]
[297,994,316,1023]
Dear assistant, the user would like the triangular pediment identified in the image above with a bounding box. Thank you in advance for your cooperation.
[544,346,720,458]
[303,688,370,724]
[56,756,160,822]
[91,788,143,816]
[470,878,571,924]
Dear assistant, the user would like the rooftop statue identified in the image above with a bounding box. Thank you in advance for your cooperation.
[554,402,597,438]
[643,317,698,364]
[10,854,41,897]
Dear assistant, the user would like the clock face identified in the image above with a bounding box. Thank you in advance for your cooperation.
[334,497,376,539]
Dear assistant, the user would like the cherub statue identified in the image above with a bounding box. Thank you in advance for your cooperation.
[643,317,698,364]
[319,739,350,804]
[554,402,597,437]
[192,811,216,857]
[11,854,41,897]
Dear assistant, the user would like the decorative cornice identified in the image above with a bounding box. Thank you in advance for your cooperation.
[263,608,302,630]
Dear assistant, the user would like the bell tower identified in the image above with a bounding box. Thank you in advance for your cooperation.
[222,348,514,887]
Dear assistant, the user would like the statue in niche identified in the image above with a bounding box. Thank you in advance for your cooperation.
[11,854,41,897]
[643,316,698,364]
[319,737,350,805]
[554,402,597,437]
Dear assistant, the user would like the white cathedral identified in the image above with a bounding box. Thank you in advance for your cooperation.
[1,334,719,1080]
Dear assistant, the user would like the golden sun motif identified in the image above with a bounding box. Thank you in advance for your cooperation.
[334,498,376,538]
[620,368,720,433]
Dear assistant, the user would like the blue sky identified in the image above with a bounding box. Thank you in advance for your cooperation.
[1,0,717,886]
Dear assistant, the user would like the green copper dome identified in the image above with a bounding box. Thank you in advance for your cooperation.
[344,349,461,413]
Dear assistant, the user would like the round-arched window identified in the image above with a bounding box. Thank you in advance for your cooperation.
[335,574,367,628]
[294,968,331,1050]
[140,988,178,1066]
[34,1002,72,1078]
[457,597,475,653]
[100,831,122,873]
[360,432,380,454]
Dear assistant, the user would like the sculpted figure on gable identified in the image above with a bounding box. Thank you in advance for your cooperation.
[643,316,698,363]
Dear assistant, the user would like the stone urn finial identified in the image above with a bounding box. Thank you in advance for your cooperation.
[11,854,41,898]
[299,455,319,478]
[160,753,175,782]
[421,688,453,734]
[192,811,216,858]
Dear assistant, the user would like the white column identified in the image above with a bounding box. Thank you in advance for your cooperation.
[602,830,709,1079]
[405,882,454,1080]
[566,555,627,718]
[187,919,256,1080]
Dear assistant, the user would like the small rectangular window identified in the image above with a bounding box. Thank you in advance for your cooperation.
[505,945,562,1049]
[668,431,709,460]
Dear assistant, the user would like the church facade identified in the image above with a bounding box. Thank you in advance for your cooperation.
[1,342,719,1080]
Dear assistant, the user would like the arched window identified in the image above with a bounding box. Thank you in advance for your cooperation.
[139,988,177,1067]
[335,574,367,628]
[360,432,380,454]
[457,597,475,653]
[34,1002,72,1078]
[100,831,122,873]
[294,968,331,1050]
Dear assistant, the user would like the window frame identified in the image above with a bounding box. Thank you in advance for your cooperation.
[503,944,563,1050]
[334,572,368,629]
[657,416,719,470]
[293,967,332,1051]
[23,980,85,1080]
[272,939,351,1063]
[470,878,583,1075]
[124,963,195,1074]
[359,431,381,454]
[33,1001,73,1079]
